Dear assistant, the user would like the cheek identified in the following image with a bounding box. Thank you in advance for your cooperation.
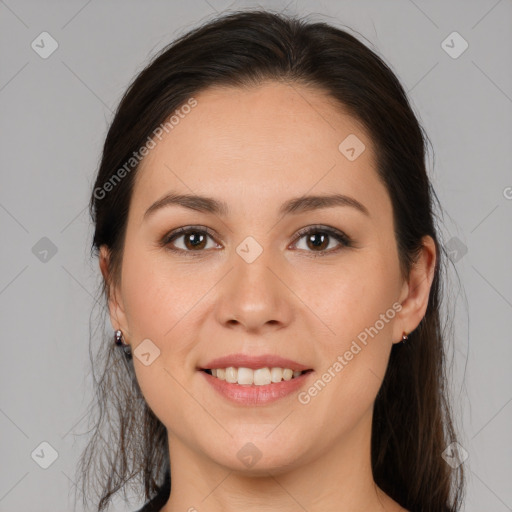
[318,255,398,344]
[120,247,197,421]
[297,277,397,444]
[121,246,185,339]
[120,245,203,377]
[306,253,399,402]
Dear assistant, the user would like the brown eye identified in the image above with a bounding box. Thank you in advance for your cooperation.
[161,224,353,258]
[291,225,353,256]
[180,231,208,250]
[304,232,330,251]
[162,226,220,255]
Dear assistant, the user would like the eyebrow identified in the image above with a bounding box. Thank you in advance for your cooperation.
[143,191,370,220]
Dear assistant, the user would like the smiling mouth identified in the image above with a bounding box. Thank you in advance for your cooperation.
[200,367,313,386]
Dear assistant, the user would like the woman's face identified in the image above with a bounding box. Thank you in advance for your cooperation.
[102,81,431,474]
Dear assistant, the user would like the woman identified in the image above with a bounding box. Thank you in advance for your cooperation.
[76,9,465,512]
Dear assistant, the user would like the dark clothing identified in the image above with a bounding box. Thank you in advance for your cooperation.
[134,468,415,511]
[135,469,171,512]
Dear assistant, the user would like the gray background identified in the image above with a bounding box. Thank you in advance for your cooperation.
[1,0,511,510]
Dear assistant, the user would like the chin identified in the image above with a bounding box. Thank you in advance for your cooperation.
[207,437,308,475]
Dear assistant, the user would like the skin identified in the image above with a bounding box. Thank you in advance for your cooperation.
[100,81,435,512]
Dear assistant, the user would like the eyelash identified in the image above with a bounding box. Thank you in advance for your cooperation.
[160,224,354,258]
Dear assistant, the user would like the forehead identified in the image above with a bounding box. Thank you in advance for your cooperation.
[132,81,387,219]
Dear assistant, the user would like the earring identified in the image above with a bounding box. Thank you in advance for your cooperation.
[114,329,132,358]
[401,331,409,344]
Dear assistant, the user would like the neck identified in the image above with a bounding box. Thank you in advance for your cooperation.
[160,408,399,512]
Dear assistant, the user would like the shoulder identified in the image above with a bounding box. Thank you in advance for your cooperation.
[134,498,164,512]
[134,472,171,512]
[135,496,167,512]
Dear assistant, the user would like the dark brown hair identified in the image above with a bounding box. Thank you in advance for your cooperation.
[75,9,465,511]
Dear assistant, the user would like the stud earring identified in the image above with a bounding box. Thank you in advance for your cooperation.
[114,329,132,358]
[401,331,409,344]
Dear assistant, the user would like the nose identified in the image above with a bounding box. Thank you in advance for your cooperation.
[214,247,294,334]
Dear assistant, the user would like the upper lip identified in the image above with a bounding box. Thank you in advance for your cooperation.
[200,353,312,372]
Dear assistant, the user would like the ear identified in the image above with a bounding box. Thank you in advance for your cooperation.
[393,235,437,344]
[99,245,129,337]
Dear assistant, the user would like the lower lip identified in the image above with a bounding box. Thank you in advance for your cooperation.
[199,370,314,406]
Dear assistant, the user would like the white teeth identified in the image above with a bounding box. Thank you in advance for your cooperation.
[225,367,237,383]
[253,368,271,385]
[270,367,283,383]
[237,367,253,385]
[208,366,306,385]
